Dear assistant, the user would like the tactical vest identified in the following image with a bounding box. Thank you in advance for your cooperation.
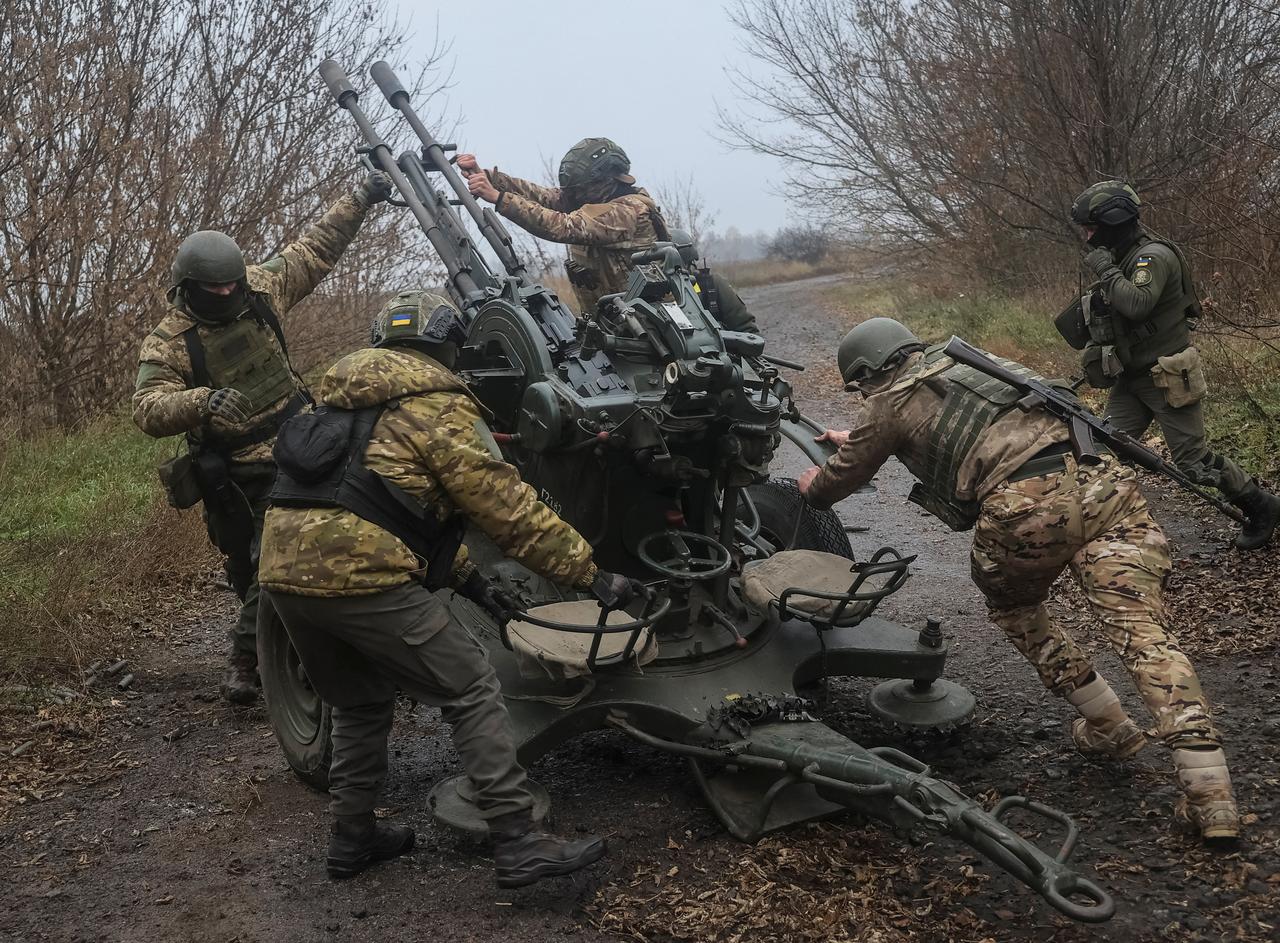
[269,403,465,591]
[1111,236,1198,372]
[905,345,1047,531]
[182,292,307,454]
[565,194,671,312]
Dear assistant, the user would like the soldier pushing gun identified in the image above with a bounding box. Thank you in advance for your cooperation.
[797,319,1239,843]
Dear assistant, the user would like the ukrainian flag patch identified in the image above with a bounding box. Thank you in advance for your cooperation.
[390,316,413,327]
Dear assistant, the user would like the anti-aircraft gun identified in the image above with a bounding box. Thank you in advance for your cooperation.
[255,58,1118,924]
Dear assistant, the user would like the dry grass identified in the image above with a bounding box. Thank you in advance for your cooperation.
[0,414,215,683]
[718,256,854,289]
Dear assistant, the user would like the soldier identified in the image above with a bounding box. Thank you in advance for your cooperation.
[796,317,1239,842]
[257,291,641,884]
[456,139,669,314]
[669,228,759,335]
[1068,180,1280,550]
[133,173,394,703]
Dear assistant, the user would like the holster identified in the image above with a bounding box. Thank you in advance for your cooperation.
[564,258,599,289]
[1081,345,1122,389]
[193,448,256,589]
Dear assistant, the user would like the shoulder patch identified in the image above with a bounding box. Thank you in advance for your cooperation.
[258,256,286,274]
[1133,269,1153,287]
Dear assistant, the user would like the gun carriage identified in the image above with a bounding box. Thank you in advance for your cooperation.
[254,59,1119,922]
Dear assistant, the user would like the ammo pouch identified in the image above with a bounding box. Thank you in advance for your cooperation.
[270,403,465,591]
[1151,346,1207,408]
[564,258,599,290]
[158,450,203,509]
[1081,345,1122,389]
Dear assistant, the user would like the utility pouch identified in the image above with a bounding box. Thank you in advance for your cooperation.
[1151,346,1207,408]
[1081,345,1121,389]
[157,450,203,509]
[1053,294,1090,350]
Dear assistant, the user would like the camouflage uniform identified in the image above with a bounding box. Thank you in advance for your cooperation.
[805,348,1221,751]
[132,193,373,658]
[259,346,597,822]
[486,167,668,313]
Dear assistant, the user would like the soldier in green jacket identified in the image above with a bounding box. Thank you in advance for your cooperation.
[669,229,759,335]
[1069,180,1280,550]
[457,139,669,314]
[258,292,641,884]
[132,173,393,702]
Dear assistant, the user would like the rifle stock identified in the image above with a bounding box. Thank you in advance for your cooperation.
[942,336,1246,524]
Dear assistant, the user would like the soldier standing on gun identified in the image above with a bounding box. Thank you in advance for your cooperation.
[258,292,638,883]
[132,172,394,703]
[795,318,1239,842]
[1065,180,1280,549]
[456,139,669,314]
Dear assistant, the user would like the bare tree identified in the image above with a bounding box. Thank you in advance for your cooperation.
[722,0,1280,317]
[0,0,447,434]
[654,173,718,247]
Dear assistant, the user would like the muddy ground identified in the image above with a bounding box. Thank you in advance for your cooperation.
[3,274,1278,942]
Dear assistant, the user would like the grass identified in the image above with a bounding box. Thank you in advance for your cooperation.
[0,413,212,682]
[825,279,1280,478]
[718,256,853,289]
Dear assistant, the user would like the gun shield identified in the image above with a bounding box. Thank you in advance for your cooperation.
[1054,295,1091,350]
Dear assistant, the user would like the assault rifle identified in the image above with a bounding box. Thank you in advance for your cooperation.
[943,336,1246,524]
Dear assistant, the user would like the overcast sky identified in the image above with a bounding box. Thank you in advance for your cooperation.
[389,0,789,235]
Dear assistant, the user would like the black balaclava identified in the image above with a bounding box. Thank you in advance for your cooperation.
[184,282,247,322]
[1087,219,1142,254]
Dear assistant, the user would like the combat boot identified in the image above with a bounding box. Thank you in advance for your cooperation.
[1231,481,1280,551]
[1173,747,1240,842]
[326,813,416,879]
[220,653,260,705]
[1065,672,1147,759]
[490,811,607,888]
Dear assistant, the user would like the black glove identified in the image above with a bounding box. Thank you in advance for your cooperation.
[204,387,252,424]
[355,170,394,205]
[1082,246,1115,279]
[457,569,513,623]
[590,570,648,610]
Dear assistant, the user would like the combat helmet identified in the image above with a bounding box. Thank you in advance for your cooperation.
[669,228,698,268]
[370,290,467,352]
[837,318,925,385]
[558,138,634,190]
[1070,180,1141,227]
[170,231,247,290]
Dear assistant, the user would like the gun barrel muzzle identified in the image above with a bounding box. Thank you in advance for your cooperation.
[370,60,408,106]
[318,59,357,106]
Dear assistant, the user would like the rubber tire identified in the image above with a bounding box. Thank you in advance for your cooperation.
[258,599,333,792]
[745,477,855,560]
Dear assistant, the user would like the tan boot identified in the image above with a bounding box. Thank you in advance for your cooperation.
[1174,747,1240,842]
[1065,673,1146,759]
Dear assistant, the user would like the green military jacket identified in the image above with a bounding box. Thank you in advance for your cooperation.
[1092,232,1195,373]
[259,347,598,597]
[695,269,758,334]
[132,193,372,463]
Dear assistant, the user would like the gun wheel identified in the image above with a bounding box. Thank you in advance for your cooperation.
[745,478,855,560]
[258,599,332,792]
[866,678,976,732]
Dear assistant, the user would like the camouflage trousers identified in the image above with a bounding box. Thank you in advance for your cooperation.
[970,455,1220,749]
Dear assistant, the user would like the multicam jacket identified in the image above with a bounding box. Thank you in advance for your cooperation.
[258,347,598,597]
[806,350,1067,512]
[132,193,372,463]
[487,168,668,314]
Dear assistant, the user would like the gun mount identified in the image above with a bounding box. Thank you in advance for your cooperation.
[254,59,1118,924]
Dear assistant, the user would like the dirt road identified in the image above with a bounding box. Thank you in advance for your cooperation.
[3,274,1278,942]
